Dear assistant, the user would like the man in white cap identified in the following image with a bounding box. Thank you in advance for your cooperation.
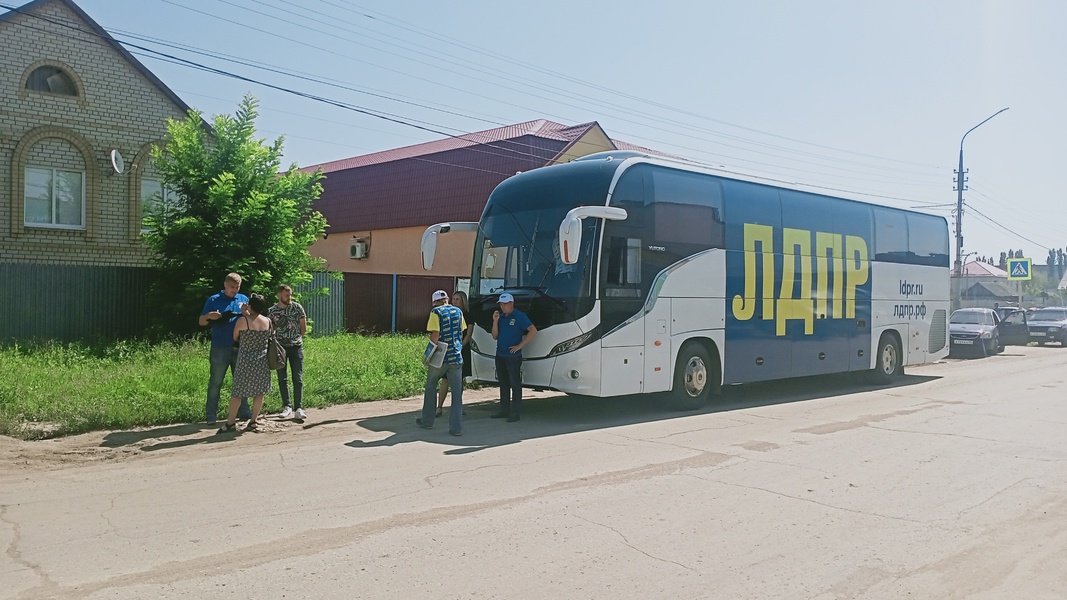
[491,292,537,422]
[417,290,467,435]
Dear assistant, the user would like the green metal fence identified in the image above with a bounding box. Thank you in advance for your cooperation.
[0,264,346,343]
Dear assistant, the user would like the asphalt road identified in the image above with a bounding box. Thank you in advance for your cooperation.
[2,345,1066,599]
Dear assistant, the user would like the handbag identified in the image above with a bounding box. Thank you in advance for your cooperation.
[267,322,287,370]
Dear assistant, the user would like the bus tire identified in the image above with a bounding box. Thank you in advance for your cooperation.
[671,342,716,410]
[870,333,903,384]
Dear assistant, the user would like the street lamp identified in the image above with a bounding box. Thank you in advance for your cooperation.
[954,107,1009,277]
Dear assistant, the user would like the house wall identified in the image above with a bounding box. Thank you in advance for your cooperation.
[310,226,477,277]
[0,0,187,268]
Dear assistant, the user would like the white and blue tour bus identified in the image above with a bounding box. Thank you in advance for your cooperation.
[422,151,950,408]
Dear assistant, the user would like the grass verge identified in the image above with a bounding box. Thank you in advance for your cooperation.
[0,334,430,440]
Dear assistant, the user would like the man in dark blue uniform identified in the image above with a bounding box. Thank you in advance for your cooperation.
[491,292,537,422]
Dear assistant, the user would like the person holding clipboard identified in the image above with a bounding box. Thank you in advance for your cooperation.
[416,290,467,436]
[198,272,251,423]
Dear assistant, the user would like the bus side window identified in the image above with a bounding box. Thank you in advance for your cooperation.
[607,237,642,286]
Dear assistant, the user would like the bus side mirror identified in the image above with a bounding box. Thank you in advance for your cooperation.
[558,207,628,264]
[421,222,479,270]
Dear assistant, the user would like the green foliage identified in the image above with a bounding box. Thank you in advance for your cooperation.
[0,334,429,440]
[144,94,329,335]
[1023,271,1047,297]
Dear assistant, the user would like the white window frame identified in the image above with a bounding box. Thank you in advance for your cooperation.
[24,166,86,229]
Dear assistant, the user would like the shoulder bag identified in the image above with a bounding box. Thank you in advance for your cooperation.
[267,321,287,370]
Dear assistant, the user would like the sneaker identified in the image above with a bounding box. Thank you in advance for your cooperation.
[295,408,306,419]
[415,418,433,429]
[280,406,293,418]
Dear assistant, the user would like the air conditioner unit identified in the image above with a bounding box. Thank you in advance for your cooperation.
[350,241,368,259]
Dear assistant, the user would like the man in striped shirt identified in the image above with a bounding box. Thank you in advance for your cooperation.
[417,290,467,436]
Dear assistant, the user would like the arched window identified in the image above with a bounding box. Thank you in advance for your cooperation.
[25,65,78,96]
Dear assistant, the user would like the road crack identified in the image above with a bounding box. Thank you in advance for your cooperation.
[574,515,698,573]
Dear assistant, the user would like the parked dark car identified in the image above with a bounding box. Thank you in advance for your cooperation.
[949,308,1003,357]
[1027,307,1067,346]
[993,306,1031,346]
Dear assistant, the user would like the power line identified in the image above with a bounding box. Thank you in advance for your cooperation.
[335,0,945,172]
[0,1,968,211]
[158,0,949,187]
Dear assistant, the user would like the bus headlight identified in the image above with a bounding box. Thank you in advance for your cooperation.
[548,329,596,357]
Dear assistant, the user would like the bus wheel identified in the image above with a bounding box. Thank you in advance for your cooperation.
[672,342,715,410]
[870,333,902,384]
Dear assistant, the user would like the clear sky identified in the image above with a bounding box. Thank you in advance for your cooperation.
[16,0,1066,265]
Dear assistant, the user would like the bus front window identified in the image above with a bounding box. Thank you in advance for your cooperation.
[473,212,594,298]
[470,204,599,328]
[477,241,514,295]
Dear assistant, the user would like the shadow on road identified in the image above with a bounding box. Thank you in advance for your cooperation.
[344,371,940,454]
[101,423,219,448]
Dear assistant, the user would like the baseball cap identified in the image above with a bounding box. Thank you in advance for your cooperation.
[498,292,514,303]
[431,290,448,302]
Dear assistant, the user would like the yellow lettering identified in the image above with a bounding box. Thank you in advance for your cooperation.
[815,232,843,318]
[777,228,813,335]
[844,235,869,318]
[731,223,774,321]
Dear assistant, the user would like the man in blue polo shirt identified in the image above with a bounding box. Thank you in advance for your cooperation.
[198,272,251,423]
[491,292,537,422]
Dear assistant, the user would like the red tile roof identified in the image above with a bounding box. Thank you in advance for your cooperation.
[961,261,1008,277]
[309,120,633,232]
[307,120,597,174]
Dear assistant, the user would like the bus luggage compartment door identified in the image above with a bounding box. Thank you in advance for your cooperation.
[601,346,644,396]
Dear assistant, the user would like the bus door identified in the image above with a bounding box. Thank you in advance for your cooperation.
[600,235,645,396]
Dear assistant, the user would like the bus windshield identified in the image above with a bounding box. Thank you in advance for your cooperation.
[470,171,611,327]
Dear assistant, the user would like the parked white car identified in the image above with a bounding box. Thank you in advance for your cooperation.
[949,308,1002,357]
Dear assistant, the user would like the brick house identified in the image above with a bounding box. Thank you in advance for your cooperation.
[305,120,649,332]
[0,0,197,341]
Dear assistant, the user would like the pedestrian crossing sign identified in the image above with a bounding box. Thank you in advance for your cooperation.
[1007,257,1032,280]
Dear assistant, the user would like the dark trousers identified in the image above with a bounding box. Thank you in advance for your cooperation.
[276,344,304,409]
[207,345,250,421]
[495,355,523,417]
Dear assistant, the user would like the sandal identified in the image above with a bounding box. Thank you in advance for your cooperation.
[216,422,237,434]
[245,421,259,432]
[436,409,443,417]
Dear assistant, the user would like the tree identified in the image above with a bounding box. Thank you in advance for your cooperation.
[145,95,329,335]
[1049,249,1060,290]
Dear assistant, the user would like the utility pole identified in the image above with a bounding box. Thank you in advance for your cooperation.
[954,108,1009,277]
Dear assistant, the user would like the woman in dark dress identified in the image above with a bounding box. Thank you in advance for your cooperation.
[437,290,472,416]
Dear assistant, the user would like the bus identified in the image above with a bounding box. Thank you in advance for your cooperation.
[422,151,950,408]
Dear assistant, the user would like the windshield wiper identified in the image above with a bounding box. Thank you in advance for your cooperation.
[505,286,570,312]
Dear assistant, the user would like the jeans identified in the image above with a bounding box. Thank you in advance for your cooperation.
[276,344,304,409]
[207,345,250,422]
[421,362,463,433]
[495,355,523,418]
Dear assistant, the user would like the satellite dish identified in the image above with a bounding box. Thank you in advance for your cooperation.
[110,149,125,174]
